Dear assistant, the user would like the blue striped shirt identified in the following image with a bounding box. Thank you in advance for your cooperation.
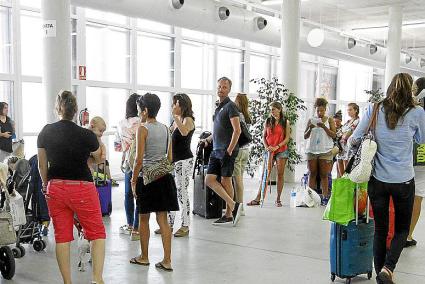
[351,103,425,183]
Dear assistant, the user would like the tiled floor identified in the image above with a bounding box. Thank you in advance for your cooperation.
[2,167,425,284]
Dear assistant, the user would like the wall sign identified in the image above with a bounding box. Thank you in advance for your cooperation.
[42,20,56,38]
[79,66,86,80]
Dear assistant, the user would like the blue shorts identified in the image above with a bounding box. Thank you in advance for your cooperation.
[264,150,289,161]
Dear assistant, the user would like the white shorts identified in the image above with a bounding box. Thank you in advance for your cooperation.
[416,185,425,198]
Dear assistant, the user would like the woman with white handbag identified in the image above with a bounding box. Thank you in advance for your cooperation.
[350,73,425,284]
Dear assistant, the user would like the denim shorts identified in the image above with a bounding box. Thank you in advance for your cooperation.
[274,150,289,160]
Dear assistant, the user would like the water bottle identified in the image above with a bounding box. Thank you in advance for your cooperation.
[290,187,297,208]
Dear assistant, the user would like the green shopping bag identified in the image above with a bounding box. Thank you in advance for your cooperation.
[323,177,356,225]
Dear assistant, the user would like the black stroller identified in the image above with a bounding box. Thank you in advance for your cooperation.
[7,159,46,258]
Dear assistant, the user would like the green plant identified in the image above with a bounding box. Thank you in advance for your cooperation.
[365,88,384,103]
[246,77,306,177]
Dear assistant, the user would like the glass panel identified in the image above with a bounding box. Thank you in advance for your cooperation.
[299,62,318,99]
[372,68,385,92]
[338,61,373,103]
[21,11,42,76]
[137,33,173,87]
[138,90,172,125]
[249,42,270,53]
[85,8,128,25]
[188,93,213,132]
[86,24,130,83]
[71,19,77,79]
[249,53,270,93]
[22,82,46,133]
[0,81,13,118]
[217,35,241,47]
[0,6,11,74]
[217,47,243,93]
[321,66,338,100]
[181,28,214,42]
[106,134,122,177]
[296,101,315,159]
[23,135,37,159]
[20,0,41,8]
[86,87,128,131]
[181,40,214,90]
[137,19,172,33]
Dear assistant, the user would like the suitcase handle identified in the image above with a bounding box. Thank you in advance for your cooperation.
[355,184,370,225]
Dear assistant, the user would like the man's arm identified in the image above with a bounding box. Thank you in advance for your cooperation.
[227,116,241,155]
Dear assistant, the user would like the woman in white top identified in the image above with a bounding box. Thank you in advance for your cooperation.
[304,98,336,205]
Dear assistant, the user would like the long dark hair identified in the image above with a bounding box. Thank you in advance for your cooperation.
[0,102,8,117]
[266,101,286,130]
[173,93,194,120]
[235,93,252,124]
[126,93,141,119]
[383,73,415,129]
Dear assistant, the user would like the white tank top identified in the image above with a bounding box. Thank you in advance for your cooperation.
[306,117,334,154]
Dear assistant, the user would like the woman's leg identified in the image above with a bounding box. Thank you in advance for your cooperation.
[307,159,319,190]
[139,213,151,262]
[318,159,332,197]
[91,239,105,284]
[156,211,172,268]
[368,177,390,275]
[180,159,193,228]
[337,160,345,178]
[276,158,287,203]
[55,243,72,284]
[408,196,423,241]
[384,179,415,272]
[124,172,134,229]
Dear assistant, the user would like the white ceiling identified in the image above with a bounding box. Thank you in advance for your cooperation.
[260,0,425,55]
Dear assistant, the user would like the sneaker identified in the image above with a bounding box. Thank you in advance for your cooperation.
[120,225,132,235]
[321,197,329,206]
[240,204,246,217]
[131,231,140,241]
[405,239,417,248]
[173,227,189,237]
[111,179,119,187]
[212,216,233,226]
[232,202,242,226]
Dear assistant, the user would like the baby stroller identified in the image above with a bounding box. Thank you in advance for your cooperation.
[7,159,46,258]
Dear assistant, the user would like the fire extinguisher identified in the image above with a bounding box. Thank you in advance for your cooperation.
[79,108,90,126]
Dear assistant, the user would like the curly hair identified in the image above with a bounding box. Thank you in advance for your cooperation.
[314,97,328,108]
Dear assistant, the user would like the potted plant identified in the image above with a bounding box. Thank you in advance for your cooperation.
[246,77,306,177]
[365,88,384,103]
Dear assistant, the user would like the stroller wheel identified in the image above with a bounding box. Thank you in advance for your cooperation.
[33,240,44,252]
[41,240,46,250]
[17,245,25,257]
[0,246,15,279]
[11,248,21,259]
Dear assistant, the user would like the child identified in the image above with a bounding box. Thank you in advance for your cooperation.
[88,116,107,173]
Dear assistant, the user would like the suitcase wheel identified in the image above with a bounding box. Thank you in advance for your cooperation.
[367,271,372,280]
[345,278,351,284]
[107,203,112,216]
[330,273,335,282]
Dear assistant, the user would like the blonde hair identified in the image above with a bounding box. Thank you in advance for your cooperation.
[90,116,106,130]
[234,93,252,124]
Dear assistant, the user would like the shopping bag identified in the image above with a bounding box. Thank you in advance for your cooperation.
[9,191,26,226]
[323,178,356,225]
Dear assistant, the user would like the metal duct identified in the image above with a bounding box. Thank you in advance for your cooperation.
[71,0,424,74]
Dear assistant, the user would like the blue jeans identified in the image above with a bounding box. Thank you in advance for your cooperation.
[125,172,139,229]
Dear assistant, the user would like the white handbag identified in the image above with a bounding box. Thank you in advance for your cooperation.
[8,191,26,227]
[345,103,380,183]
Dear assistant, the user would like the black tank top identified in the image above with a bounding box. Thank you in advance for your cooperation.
[0,117,14,153]
[172,123,195,163]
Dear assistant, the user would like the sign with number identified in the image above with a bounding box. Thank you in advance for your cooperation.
[79,66,86,80]
[42,20,56,38]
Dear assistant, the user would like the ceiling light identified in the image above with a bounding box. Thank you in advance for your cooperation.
[218,7,230,20]
[404,54,412,64]
[307,28,325,47]
[255,17,268,30]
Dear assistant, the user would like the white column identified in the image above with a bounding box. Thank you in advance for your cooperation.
[281,0,300,183]
[41,0,71,123]
[384,6,403,89]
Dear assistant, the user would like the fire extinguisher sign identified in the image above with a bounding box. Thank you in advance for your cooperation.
[79,66,86,80]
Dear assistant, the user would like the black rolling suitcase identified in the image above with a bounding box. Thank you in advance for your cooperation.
[192,134,223,219]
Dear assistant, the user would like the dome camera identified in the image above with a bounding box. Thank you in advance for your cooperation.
[255,17,267,30]
[170,0,184,10]
[218,7,230,20]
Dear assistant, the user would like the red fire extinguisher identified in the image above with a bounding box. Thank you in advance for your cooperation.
[79,108,90,126]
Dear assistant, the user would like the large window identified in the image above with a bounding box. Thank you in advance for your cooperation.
[217,47,243,93]
[189,93,214,132]
[137,33,173,87]
[138,19,172,34]
[299,62,318,99]
[321,66,338,100]
[86,24,130,83]
[0,81,13,113]
[338,61,373,103]
[20,0,40,8]
[85,9,128,25]
[138,90,172,125]
[22,82,46,133]
[0,6,11,74]
[21,11,42,76]
[181,40,214,90]
[249,53,270,93]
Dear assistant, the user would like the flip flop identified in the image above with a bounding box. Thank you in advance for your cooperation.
[155,262,173,272]
[246,200,260,206]
[129,257,150,266]
[275,200,282,207]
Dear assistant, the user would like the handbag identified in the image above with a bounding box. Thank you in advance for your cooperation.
[142,125,174,185]
[0,211,17,246]
[8,191,26,227]
[345,103,380,183]
[238,119,252,147]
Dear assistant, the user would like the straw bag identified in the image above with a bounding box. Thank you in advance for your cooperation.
[0,211,17,246]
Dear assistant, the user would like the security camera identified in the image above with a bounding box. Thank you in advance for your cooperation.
[255,17,267,30]
[404,54,412,64]
[347,38,356,49]
[420,58,425,68]
[170,0,184,9]
[369,44,378,55]
[218,7,230,21]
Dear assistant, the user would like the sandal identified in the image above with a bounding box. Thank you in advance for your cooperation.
[275,200,282,207]
[155,261,173,272]
[377,267,394,284]
[246,200,261,206]
[174,227,189,237]
[130,257,150,266]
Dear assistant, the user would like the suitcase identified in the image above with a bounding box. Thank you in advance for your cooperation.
[192,165,223,219]
[330,185,374,283]
[94,164,112,216]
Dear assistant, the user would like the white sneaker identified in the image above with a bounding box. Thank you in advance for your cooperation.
[240,204,246,216]
[119,225,132,235]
